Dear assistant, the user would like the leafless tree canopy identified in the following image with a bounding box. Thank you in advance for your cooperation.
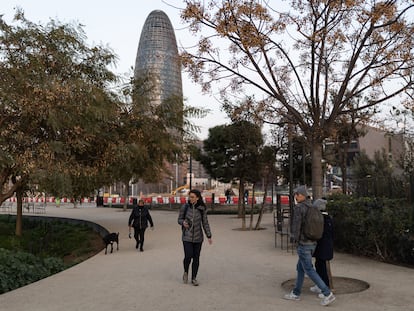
[180,0,414,198]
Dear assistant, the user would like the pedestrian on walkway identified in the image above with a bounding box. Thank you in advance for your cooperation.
[128,199,154,252]
[178,189,212,286]
[225,188,232,204]
[244,189,249,204]
[283,186,336,306]
[311,198,334,293]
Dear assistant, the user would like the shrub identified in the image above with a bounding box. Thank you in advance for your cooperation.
[328,194,414,266]
[0,215,102,293]
[0,248,64,294]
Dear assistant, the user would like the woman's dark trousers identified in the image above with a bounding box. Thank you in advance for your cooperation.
[183,241,203,280]
[134,227,147,250]
[315,258,330,287]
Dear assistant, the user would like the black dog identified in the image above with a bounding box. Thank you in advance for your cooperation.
[103,232,119,254]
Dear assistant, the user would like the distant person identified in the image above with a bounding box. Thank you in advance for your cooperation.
[225,188,232,204]
[178,189,212,286]
[244,189,249,204]
[311,198,334,295]
[128,199,154,252]
[283,186,336,306]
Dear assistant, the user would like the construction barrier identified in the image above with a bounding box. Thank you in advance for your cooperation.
[2,195,289,206]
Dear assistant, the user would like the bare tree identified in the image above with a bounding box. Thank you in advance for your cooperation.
[180,0,414,198]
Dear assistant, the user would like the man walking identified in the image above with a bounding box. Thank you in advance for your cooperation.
[283,186,336,306]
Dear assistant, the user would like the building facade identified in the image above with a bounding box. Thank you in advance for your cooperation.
[134,10,182,104]
[325,125,409,196]
[133,10,184,194]
[102,10,212,197]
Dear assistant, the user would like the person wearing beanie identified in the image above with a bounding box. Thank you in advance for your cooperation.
[294,185,308,198]
[284,187,336,306]
[311,198,334,296]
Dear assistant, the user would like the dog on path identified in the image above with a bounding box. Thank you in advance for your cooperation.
[103,232,119,254]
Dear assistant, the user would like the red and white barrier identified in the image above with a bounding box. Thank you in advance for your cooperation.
[3,195,289,205]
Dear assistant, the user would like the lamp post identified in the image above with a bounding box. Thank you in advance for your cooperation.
[302,144,307,185]
[321,159,327,197]
[288,124,294,232]
[189,154,193,190]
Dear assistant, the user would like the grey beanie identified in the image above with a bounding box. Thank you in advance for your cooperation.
[314,198,327,211]
[294,185,308,197]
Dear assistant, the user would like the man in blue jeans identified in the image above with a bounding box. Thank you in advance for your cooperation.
[283,186,336,306]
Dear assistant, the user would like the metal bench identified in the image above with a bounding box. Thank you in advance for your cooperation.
[1,201,13,212]
[35,202,46,214]
[24,202,35,213]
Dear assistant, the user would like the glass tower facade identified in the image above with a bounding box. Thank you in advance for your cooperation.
[133,10,184,194]
[134,10,183,104]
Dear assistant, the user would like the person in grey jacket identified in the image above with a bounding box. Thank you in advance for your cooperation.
[284,186,336,306]
[177,189,212,286]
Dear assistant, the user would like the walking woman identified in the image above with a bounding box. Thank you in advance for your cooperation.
[311,198,334,294]
[178,189,212,286]
[128,199,154,252]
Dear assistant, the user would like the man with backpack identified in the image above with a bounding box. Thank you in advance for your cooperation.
[283,186,336,306]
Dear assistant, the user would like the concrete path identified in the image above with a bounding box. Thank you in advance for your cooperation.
[1,204,413,311]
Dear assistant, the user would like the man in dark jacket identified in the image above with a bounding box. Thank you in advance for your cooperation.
[283,186,336,306]
[128,199,154,252]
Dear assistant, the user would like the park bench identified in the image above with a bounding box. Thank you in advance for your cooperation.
[1,201,13,212]
[24,202,35,213]
[35,202,46,214]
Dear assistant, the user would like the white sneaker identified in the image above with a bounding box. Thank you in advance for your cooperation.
[283,291,300,301]
[318,293,325,299]
[310,285,321,293]
[320,292,336,306]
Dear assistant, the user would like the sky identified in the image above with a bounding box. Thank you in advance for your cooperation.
[3,1,413,139]
[1,0,228,139]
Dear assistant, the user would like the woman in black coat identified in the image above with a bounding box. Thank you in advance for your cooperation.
[312,199,334,289]
[128,199,154,252]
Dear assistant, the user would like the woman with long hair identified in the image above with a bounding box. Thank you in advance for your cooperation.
[177,189,212,286]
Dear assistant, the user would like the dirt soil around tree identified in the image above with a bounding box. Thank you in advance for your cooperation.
[281,276,370,295]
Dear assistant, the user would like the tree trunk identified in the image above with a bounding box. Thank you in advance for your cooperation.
[249,185,255,230]
[238,181,244,218]
[340,140,351,195]
[255,174,269,230]
[239,181,246,229]
[410,172,414,230]
[15,188,23,236]
[311,143,324,199]
[241,203,246,229]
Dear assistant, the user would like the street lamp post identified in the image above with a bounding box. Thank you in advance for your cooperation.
[288,124,294,232]
[189,154,193,190]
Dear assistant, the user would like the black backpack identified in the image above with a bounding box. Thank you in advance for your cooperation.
[302,202,324,241]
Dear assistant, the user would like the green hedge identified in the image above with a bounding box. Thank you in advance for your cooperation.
[0,248,64,294]
[328,194,414,266]
[0,215,102,294]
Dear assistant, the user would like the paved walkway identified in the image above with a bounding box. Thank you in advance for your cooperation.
[1,205,413,311]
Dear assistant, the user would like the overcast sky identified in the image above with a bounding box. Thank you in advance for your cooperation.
[1,0,227,139]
